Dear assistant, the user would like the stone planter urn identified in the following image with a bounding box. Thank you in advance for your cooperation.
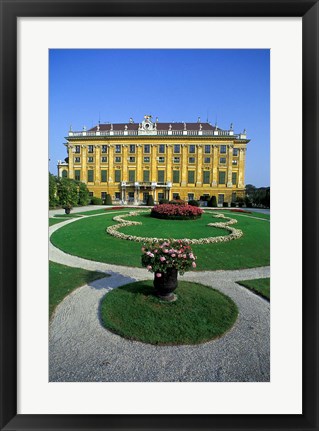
[153,268,178,302]
[64,208,71,214]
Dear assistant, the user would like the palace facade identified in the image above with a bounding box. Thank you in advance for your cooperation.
[57,115,249,205]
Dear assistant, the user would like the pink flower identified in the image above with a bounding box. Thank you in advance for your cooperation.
[156,273,162,278]
[163,249,168,253]
[183,254,187,258]
[192,262,196,268]
[146,265,152,270]
[189,253,194,259]
[171,254,176,258]
[160,256,166,262]
[154,249,158,253]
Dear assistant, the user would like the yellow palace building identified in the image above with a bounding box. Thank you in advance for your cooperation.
[57,115,250,206]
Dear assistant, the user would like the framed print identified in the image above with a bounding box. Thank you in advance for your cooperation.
[0,0,318,430]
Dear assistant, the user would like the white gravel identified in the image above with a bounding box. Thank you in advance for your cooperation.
[49,215,270,382]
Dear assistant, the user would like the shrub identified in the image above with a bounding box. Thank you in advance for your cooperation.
[105,194,113,205]
[207,196,217,207]
[159,198,169,205]
[151,204,203,220]
[56,177,78,207]
[146,195,154,206]
[223,202,229,208]
[188,200,200,207]
[141,240,197,276]
[169,199,186,206]
[91,196,103,205]
[230,202,236,208]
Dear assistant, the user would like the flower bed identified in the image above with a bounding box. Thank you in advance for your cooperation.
[106,211,243,244]
[105,206,123,210]
[141,240,197,275]
[151,203,203,220]
[229,209,252,214]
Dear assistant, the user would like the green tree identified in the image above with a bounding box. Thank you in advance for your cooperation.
[146,195,154,206]
[49,173,58,208]
[56,177,79,207]
[208,195,217,207]
[78,182,90,206]
[105,194,113,205]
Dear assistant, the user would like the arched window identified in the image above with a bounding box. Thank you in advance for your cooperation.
[62,170,68,178]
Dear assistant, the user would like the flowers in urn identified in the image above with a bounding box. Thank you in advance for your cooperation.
[141,239,197,276]
[141,240,197,302]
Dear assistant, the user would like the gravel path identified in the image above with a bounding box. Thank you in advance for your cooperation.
[49,216,270,382]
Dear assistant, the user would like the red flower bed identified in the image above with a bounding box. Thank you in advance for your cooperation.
[151,204,203,220]
[105,206,123,210]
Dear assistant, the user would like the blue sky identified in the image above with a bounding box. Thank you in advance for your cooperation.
[49,49,270,187]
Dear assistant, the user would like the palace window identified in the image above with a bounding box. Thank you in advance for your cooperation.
[115,156,121,163]
[74,157,80,163]
[232,172,237,185]
[87,170,94,182]
[173,170,180,183]
[158,193,165,200]
[129,170,136,182]
[101,145,107,153]
[204,157,211,164]
[101,192,107,202]
[75,145,81,153]
[220,145,226,154]
[220,157,226,164]
[158,144,165,154]
[158,156,165,163]
[101,170,107,182]
[173,157,180,163]
[189,145,195,153]
[233,148,239,156]
[143,156,150,163]
[232,160,238,166]
[158,170,165,183]
[188,157,196,164]
[188,171,195,183]
[219,171,226,184]
[101,156,107,163]
[62,170,68,178]
[74,170,81,181]
[203,171,210,184]
[143,170,150,182]
[88,145,94,153]
[188,193,194,201]
[88,157,94,163]
[174,144,180,154]
[115,192,121,200]
[128,156,136,163]
[115,145,121,153]
[114,170,121,182]
[204,145,211,154]
[129,144,135,153]
[173,193,179,200]
[144,145,150,154]
[218,194,224,205]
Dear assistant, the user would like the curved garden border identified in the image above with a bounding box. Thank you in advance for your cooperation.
[106,211,243,244]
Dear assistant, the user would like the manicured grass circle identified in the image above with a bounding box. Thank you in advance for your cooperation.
[100,280,238,345]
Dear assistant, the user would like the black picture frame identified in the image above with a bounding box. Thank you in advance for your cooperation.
[1,0,318,430]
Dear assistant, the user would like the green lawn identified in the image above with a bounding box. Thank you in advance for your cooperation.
[100,280,238,345]
[49,218,67,226]
[50,210,270,271]
[49,261,107,318]
[237,278,270,300]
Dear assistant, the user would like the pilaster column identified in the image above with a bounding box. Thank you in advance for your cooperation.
[95,145,101,184]
[227,145,233,187]
[238,148,246,188]
[68,145,74,179]
[136,144,142,182]
[108,145,114,184]
[81,145,87,183]
[196,144,203,186]
[181,144,187,186]
[166,144,172,182]
[151,144,157,182]
[122,145,128,181]
[212,145,218,186]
